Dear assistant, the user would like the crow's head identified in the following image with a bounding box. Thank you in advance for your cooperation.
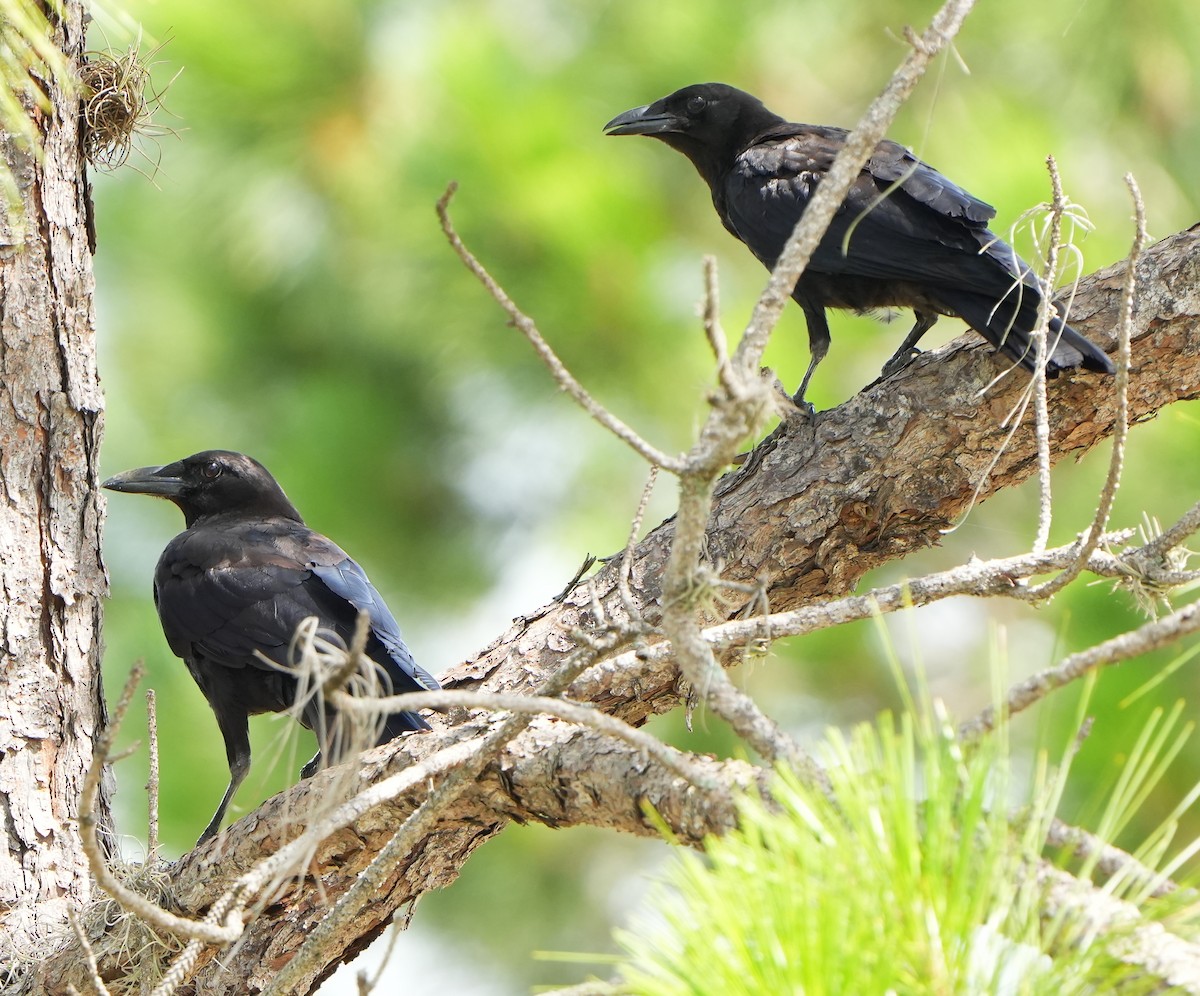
[604,83,784,185]
[104,450,302,527]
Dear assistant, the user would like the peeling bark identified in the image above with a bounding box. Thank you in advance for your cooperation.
[0,0,108,971]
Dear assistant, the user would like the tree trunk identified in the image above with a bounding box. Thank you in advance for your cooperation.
[0,0,109,965]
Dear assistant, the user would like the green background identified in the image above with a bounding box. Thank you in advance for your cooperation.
[93,0,1200,990]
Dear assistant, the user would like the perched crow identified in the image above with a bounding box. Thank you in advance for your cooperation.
[605,83,1113,405]
[104,450,439,844]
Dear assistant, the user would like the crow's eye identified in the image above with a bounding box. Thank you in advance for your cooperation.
[686,95,707,115]
[201,460,223,481]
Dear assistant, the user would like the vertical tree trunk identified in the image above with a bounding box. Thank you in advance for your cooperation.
[0,0,108,959]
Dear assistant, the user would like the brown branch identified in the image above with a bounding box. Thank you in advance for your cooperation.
[1018,172,1146,600]
[436,183,686,474]
[959,601,1200,741]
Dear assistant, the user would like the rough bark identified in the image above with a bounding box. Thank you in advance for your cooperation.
[0,0,108,972]
[24,224,1196,995]
[457,225,1200,720]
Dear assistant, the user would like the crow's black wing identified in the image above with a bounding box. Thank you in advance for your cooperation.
[154,520,438,725]
[720,127,1028,296]
[310,557,440,694]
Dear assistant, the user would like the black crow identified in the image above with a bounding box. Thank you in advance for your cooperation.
[605,82,1113,405]
[104,450,439,844]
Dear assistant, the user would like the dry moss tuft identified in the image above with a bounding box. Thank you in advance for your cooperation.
[78,860,189,994]
[79,43,177,174]
[2,859,187,996]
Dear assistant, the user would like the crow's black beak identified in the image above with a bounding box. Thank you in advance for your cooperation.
[102,463,186,498]
[603,103,685,137]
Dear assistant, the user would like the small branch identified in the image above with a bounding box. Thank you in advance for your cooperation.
[618,466,658,620]
[1029,155,1064,554]
[67,911,110,996]
[1135,499,1200,567]
[661,431,809,771]
[579,535,1138,688]
[330,607,372,696]
[436,183,686,474]
[1038,862,1200,988]
[1043,817,1183,900]
[1018,173,1145,600]
[146,688,160,858]
[959,601,1200,742]
[701,255,738,400]
[81,665,244,947]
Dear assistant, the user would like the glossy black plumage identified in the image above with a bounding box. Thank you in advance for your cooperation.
[605,83,1113,404]
[104,450,438,844]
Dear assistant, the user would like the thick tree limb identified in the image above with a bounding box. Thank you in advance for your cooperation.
[449,226,1200,721]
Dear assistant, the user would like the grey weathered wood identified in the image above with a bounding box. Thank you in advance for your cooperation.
[0,0,109,969]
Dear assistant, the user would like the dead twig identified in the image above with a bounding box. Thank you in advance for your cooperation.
[1018,173,1145,601]
[146,688,160,858]
[436,184,686,474]
[959,601,1200,742]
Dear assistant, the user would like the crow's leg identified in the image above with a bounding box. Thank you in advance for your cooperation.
[881,310,938,378]
[794,304,832,411]
[197,708,251,845]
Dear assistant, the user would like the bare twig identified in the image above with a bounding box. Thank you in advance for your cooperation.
[580,534,1136,693]
[959,601,1200,741]
[1038,862,1200,988]
[661,473,816,773]
[702,255,738,400]
[67,911,110,996]
[1043,817,1183,900]
[146,688,160,858]
[1018,173,1145,601]
[1029,155,1065,554]
[1135,499,1200,568]
[81,665,244,947]
[436,184,686,473]
[359,912,406,995]
[618,467,659,620]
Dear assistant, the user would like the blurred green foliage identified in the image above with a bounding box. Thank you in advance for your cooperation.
[92,0,1199,990]
[613,694,1185,995]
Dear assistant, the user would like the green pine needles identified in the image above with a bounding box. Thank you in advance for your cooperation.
[609,687,1196,995]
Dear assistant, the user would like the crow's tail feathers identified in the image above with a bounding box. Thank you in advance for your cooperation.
[938,287,1114,376]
